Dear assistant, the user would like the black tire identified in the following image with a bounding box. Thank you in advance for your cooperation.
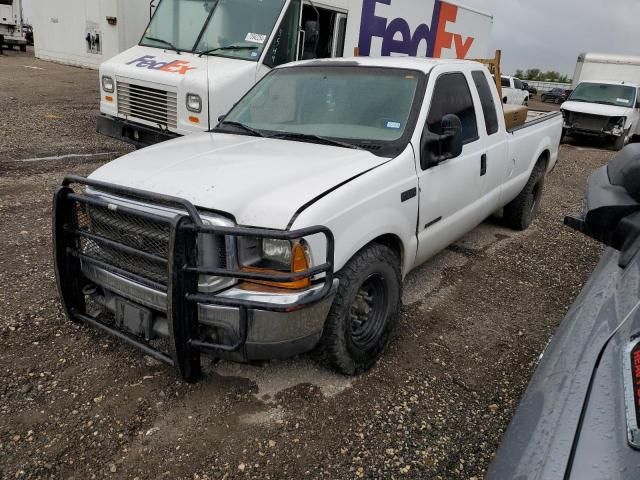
[19,44,26,52]
[503,159,547,231]
[319,243,401,375]
[613,130,630,151]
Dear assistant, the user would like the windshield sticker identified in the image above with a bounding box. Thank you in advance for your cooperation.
[386,121,402,129]
[250,51,258,58]
[126,55,196,75]
[245,33,267,44]
[617,98,631,104]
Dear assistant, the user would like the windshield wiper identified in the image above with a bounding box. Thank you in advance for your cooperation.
[198,45,258,58]
[272,132,363,150]
[143,36,181,54]
[215,121,266,137]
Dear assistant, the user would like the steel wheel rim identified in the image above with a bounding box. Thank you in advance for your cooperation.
[349,274,388,350]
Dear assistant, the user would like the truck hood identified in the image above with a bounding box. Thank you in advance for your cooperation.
[89,133,389,229]
[561,101,632,118]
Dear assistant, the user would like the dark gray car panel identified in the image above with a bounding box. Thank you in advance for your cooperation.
[488,144,640,480]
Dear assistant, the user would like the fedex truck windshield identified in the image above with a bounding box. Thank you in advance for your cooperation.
[141,0,286,60]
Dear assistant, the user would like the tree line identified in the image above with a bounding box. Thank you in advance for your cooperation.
[514,69,572,84]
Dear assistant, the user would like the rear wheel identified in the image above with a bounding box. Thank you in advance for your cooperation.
[19,44,26,52]
[319,244,401,375]
[503,159,547,231]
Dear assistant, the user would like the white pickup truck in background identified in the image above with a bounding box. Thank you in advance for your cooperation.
[54,57,562,381]
[501,75,530,106]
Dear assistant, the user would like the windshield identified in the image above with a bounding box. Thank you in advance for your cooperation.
[140,0,286,60]
[569,82,636,107]
[221,66,423,149]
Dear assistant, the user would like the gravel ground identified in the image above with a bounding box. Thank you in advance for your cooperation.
[0,49,611,479]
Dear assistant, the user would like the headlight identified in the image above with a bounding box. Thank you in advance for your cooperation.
[101,76,114,93]
[186,93,202,113]
[238,237,312,290]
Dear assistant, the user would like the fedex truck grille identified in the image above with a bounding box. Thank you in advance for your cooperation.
[117,82,178,129]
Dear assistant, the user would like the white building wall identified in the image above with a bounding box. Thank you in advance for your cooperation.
[32,0,152,69]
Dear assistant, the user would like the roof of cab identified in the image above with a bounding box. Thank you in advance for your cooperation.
[277,56,482,74]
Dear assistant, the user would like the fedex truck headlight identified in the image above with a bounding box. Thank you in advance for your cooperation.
[186,93,202,113]
[101,76,115,93]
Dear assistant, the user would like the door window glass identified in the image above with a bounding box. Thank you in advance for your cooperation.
[427,73,478,143]
[472,71,499,135]
[264,0,301,68]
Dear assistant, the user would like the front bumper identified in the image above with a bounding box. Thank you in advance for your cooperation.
[53,176,336,381]
[96,114,180,148]
[82,262,338,363]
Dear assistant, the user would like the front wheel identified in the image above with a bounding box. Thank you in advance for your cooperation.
[319,244,401,375]
[503,159,547,231]
[613,129,631,151]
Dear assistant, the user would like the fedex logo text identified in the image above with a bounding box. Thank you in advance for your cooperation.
[359,0,476,59]
[127,55,197,75]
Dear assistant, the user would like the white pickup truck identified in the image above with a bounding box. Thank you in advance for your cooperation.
[501,75,530,106]
[54,57,562,381]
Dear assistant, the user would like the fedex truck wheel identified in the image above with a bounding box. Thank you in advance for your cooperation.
[319,244,401,375]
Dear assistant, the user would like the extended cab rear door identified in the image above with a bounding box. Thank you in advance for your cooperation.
[469,69,510,213]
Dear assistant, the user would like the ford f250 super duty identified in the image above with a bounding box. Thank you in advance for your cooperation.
[54,57,563,381]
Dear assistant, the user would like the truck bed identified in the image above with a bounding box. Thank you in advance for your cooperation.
[504,104,561,133]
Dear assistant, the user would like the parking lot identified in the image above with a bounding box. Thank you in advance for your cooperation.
[0,50,608,479]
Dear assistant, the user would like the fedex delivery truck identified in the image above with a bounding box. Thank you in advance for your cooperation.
[97,0,493,147]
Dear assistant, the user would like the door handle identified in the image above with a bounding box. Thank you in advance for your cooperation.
[480,154,487,176]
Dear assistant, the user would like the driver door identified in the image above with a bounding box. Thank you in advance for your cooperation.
[414,70,487,265]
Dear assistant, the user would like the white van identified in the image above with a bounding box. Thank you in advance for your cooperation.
[97,0,493,147]
[561,81,640,150]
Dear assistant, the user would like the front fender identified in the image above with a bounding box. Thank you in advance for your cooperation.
[290,148,419,277]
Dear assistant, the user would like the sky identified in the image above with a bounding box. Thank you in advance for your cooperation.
[20,0,640,77]
[463,0,640,76]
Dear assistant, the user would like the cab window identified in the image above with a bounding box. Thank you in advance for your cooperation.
[472,71,499,135]
[427,72,478,144]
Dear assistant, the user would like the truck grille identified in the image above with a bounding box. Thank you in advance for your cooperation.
[117,81,178,129]
[568,112,610,132]
[74,201,172,287]
[70,198,230,293]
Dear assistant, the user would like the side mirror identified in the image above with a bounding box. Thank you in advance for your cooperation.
[636,100,640,109]
[420,114,463,169]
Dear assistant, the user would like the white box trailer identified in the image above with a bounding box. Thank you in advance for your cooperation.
[32,0,155,68]
[572,53,640,89]
[1,0,27,50]
[96,0,493,147]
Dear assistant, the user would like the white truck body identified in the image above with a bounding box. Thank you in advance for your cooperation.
[501,75,529,105]
[54,57,562,379]
[572,53,640,89]
[0,0,26,49]
[561,80,640,150]
[97,0,493,147]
